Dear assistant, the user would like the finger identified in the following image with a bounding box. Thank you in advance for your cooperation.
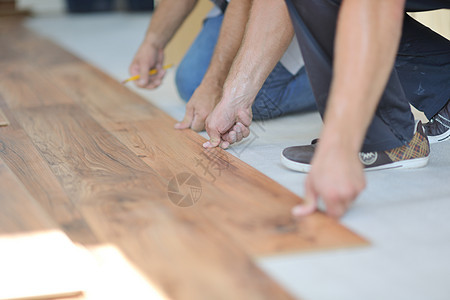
[232,123,247,142]
[220,141,230,149]
[292,177,318,217]
[204,116,224,148]
[138,63,150,87]
[174,105,194,130]
[203,136,222,148]
[235,122,250,138]
[152,69,166,82]
[190,114,206,132]
[234,124,243,142]
[223,131,237,144]
[325,198,348,219]
[204,137,222,148]
[129,62,140,77]
[145,78,163,89]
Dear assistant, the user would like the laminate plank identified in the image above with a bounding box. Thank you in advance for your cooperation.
[11,104,295,300]
[0,159,55,234]
[0,18,78,68]
[0,107,8,126]
[0,158,85,299]
[0,52,295,297]
[0,97,100,244]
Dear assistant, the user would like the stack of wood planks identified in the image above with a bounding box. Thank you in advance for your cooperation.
[0,18,368,299]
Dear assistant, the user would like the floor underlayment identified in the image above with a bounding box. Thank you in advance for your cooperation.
[25,12,450,300]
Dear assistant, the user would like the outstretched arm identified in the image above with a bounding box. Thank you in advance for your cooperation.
[175,0,253,131]
[204,0,294,148]
[296,0,406,218]
[129,0,198,88]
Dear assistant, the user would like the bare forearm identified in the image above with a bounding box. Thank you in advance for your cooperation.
[222,0,294,101]
[201,0,252,88]
[144,0,198,49]
[321,0,406,153]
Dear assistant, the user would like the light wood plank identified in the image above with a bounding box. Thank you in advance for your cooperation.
[0,107,8,126]
[0,158,85,300]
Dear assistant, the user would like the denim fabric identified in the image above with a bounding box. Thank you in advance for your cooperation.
[286,0,450,152]
[175,14,316,121]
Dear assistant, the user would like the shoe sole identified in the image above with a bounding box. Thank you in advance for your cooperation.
[280,153,312,173]
[281,153,429,173]
[427,131,450,144]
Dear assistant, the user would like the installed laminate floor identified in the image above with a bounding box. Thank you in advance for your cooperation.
[0,17,368,299]
[22,12,450,300]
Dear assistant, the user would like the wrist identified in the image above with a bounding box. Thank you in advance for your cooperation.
[196,81,222,104]
[222,75,259,107]
[200,75,223,91]
[143,32,165,50]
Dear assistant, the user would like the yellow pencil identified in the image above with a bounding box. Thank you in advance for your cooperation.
[121,64,174,84]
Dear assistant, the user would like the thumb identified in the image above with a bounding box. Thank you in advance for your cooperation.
[292,178,318,217]
[138,62,150,87]
[174,106,194,129]
[203,122,222,148]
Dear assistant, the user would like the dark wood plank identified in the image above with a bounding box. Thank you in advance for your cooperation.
[0,97,100,244]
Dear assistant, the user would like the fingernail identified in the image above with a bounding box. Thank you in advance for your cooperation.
[174,123,181,129]
[291,205,305,216]
[203,141,210,148]
[138,78,146,85]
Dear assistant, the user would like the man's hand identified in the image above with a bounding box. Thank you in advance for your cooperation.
[203,95,252,149]
[129,41,166,89]
[174,82,222,132]
[292,140,366,218]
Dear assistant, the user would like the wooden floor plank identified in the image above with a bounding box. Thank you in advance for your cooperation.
[0,98,100,245]
[11,103,294,300]
[0,158,85,299]
[0,60,296,297]
[0,159,56,234]
[0,107,8,126]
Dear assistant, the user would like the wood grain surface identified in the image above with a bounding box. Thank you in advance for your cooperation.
[0,18,368,299]
[0,158,85,299]
[0,108,8,126]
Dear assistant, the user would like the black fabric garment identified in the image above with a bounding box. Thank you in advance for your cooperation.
[285,0,450,152]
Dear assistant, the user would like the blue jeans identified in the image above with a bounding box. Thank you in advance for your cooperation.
[286,0,450,152]
[175,14,316,121]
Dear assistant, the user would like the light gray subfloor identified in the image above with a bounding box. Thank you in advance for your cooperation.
[26,12,450,300]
